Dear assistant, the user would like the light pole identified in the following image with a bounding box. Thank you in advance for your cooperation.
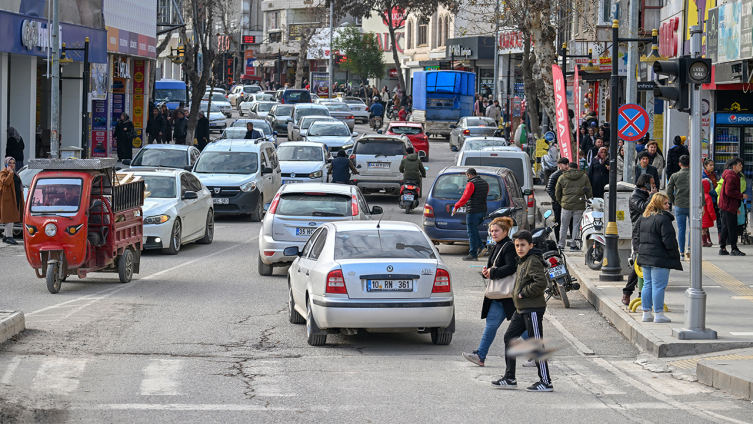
[328,0,334,98]
[50,0,61,158]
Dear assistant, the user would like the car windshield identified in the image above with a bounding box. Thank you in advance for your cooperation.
[141,176,177,199]
[256,102,274,110]
[204,93,227,102]
[198,103,221,113]
[243,86,261,93]
[466,117,496,127]
[131,148,187,167]
[334,230,436,259]
[308,124,350,136]
[296,108,329,118]
[220,128,248,139]
[277,146,323,162]
[354,141,404,156]
[275,106,293,116]
[277,193,350,216]
[464,139,508,150]
[30,178,83,213]
[229,121,271,135]
[325,104,350,112]
[432,174,505,202]
[389,126,422,135]
[194,152,259,174]
[302,118,330,129]
[154,88,187,103]
[462,157,525,179]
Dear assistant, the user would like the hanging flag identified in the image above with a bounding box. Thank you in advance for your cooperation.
[552,64,573,163]
[574,64,580,152]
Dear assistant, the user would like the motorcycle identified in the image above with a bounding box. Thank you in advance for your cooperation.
[398,181,420,214]
[576,193,606,270]
[386,104,396,120]
[533,210,579,308]
[372,115,383,131]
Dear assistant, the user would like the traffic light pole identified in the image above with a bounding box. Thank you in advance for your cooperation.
[672,25,717,340]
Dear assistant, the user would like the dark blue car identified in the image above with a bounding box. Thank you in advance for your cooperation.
[423,166,528,245]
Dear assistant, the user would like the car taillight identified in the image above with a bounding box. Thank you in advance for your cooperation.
[463,129,470,135]
[527,190,534,208]
[268,192,281,214]
[548,257,559,266]
[351,194,359,216]
[424,204,435,218]
[432,269,451,293]
[326,270,347,294]
[346,115,354,119]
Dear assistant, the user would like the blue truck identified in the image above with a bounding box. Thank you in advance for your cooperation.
[411,71,475,139]
[154,79,188,111]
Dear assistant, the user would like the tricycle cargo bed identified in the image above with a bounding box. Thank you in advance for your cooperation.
[112,180,145,211]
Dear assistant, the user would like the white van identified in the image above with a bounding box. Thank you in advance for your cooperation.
[456,146,536,227]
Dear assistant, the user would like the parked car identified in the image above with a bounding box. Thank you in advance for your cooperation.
[340,97,370,123]
[229,84,262,106]
[279,89,311,104]
[322,103,355,131]
[202,92,233,118]
[304,121,357,157]
[455,146,535,227]
[118,169,214,254]
[277,142,330,184]
[266,104,294,136]
[289,116,336,141]
[386,122,429,162]
[224,119,277,145]
[239,98,276,116]
[286,104,331,136]
[422,166,528,245]
[257,183,382,275]
[448,117,498,151]
[193,139,281,221]
[285,221,454,346]
[350,135,412,195]
[123,144,200,170]
[192,102,227,132]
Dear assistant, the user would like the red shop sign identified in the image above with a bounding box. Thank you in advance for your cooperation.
[389,68,398,77]
[383,7,406,29]
[659,17,679,58]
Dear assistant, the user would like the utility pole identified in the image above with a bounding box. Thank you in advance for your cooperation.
[50,0,61,158]
[493,0,500,101]
[624,0,640,183]
[328,0,334,98]
[672,24,717,340]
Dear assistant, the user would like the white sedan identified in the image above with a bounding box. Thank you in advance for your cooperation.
[239,96,276,116]
[284,221,455,346]
[119,169,214,254]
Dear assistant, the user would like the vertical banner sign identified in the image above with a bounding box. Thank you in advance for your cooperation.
[708,7,719,63]
[552,65,573,162]
[742,0,753,60]
[132,60,146,149]
[91,100,109,158]
[574,65,581,149]
[244,49,255,76]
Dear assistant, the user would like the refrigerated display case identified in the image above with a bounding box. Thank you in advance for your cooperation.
[713,126,740,174]
[712,113,753,177]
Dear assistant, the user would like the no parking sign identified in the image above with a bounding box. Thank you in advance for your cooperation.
[617,104,649,142]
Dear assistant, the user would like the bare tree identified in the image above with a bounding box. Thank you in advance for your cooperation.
[285,2,329,89]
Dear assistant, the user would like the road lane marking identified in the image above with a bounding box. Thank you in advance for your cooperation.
[140,359,183,395]
[0,356,21,384]
[74,403,332,411]
[544,313,595,355]
[31,358,87,394]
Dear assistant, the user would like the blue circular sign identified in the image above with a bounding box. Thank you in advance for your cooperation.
[544,131,556,142]
[617,104,649,142]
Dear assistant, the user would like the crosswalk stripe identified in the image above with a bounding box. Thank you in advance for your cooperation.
[140,359,183,396]
[31,358,88,394]
[1,356,22,385]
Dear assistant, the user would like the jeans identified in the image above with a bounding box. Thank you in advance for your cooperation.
[477,300,528,360]
[559,209,583,248]
[675,207,689,253]
[466,212,485,257]
[641,266,671,313]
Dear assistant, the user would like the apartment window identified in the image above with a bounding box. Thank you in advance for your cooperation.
[418,19,428,46]
[269,31,282,43]
[444,17,450,43]
[407,21,413,49]
[267,11,279,30]
[439,18,444,47]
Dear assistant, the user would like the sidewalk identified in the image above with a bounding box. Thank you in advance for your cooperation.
[0,239,26,347]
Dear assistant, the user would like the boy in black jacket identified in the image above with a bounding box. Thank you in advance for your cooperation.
[492,230,553,392]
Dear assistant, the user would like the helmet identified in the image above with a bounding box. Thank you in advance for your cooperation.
[373,96,380,101]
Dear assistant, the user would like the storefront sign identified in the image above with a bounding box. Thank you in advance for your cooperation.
[389,68,399,77]
[709,1,747,63]
[382,7,406,29]
[424,65,439,71]
[498,31,524,51]
[448,45,472,57]
[242,35,258,44]
[552,64,573,162]
[637,81,656,91]
[445,37,496,61]
[716,113,753,124]
[132,60,146,131]
[91,99,109,158]
[658,17,680,58]
[21,20,60,51]
[245,49,255,76]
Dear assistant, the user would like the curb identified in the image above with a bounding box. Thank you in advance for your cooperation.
[697,359,753,401]
[0,311,25,346]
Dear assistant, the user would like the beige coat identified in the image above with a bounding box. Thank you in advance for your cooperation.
[0,168,23,224]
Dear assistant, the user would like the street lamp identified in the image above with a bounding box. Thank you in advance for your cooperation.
[601,20,658,282]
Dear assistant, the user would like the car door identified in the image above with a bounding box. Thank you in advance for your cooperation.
[504,173,527,228]
[266,146,282,194]
[355,189,371,220]
[450,118,462,147]
[179,172,203,238]
[292,227,326,305]
[259,148,273,202]
[188,172,211,229]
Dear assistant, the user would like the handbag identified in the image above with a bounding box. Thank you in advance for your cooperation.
[484,242,516,299]
[126,127,138,140]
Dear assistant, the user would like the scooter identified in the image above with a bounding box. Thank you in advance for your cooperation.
[538,142,559,186]
[533,210,579,308]
[398,181,420,214]
[372,115,383,131]
[386,104,396,120]
[574,188,605,270]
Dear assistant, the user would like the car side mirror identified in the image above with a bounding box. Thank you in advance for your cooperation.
[283,246,302,257]
[122,159,131,166]
[263,203,271,211]
[262,167,273,175]
[449,125,456,129]
[273,131,278,135]
[88,199,104,212]
[346,149,353,156]
[523,188,533,196]
[352,132,358,136]
[182,191,199,200]
[371,206,383,215]
[184,165,193,172]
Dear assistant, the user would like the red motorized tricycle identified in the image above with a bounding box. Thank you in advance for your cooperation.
[23,158,145,293]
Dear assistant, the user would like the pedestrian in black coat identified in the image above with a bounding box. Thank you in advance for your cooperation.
[196,111,210,151]
[113,113,134,161]
[161,105,173,143]
[587,147,609,198]
[5,127,24,168]
[666,135,689,179]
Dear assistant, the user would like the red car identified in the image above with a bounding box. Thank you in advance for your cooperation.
[386,122,430,162]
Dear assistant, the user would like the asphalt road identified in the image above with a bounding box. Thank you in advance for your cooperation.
[1,111,752,423]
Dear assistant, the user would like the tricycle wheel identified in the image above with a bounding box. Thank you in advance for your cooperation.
[161,219,181,255]
[118,248,134,283]
[46,263,62,294]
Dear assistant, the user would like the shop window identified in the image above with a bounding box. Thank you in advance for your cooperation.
[269,31,282,43]
[267,11,279,30]
[418,19,428,46]
[407,21,413,49]
[444,17,450,43]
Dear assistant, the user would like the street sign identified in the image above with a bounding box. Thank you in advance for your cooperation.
[618,104,649,142]
[544,131,556,142]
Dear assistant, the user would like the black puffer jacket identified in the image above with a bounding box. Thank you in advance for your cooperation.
[481,237,517,320]
[634,210,683,271]
[546,168,563,202]
[628,188,651,223]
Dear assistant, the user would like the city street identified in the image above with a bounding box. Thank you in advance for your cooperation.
[1,116,753,422]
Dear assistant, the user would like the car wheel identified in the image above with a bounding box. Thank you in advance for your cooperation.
[161,219,181,255]
[257,254,273,276]
[430,328,453,345]
[197,210,214,244]
[288,283,305,324]
[306,296,327,346]
[249,196,264,222]
[118,248,134,283]
[420,154,428,162]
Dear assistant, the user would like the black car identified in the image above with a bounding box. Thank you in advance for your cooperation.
[279,89,311,104]
[265,104,294,136]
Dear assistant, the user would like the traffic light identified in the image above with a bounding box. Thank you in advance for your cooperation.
[685,57,712,84]
[177,46,185,61]
[653,58,689,112]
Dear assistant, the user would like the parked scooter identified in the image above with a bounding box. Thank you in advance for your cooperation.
[399,181,420,214]
[573,188,605,270]
[533,210,579,308]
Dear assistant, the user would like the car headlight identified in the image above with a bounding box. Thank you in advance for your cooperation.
[240,181,257,192]
[310,170,322,179]
[144,215,171,225]
[44,223,57,237]
[341,143,354,150]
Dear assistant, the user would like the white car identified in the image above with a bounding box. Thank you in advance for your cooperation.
[239,98,276,117]
[203,92,233,118]
[289,116,336,141]
[257,183,381,275]
[340,97,370,123]
[350,135,412,195]
[304,121,358,157]
[277,142,330,184]
[193,102,227,132]
[322,103,355,131]
[228,84,262,106]
[118,169,214,254]
[284,221,454,346]
[123,144,200,170]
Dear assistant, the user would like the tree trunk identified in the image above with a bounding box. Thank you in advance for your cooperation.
[530,12,557,125]
[383,10,405,90]
[521,34,541,136]
[295,33,313,89]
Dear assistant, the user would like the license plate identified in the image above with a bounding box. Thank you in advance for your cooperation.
[487,235,496,246]
[366,279,413,292]
[548,264,567,279]
[212,198,229,204]
[296,227,317,236]
[368,162,390,169]
[455,206,466,214]
[403,194,414,201]
[283,180,302,184]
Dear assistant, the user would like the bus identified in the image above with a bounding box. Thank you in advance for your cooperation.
[154,79,188,111]
[411,71,475,138]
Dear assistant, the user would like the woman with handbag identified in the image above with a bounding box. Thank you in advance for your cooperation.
[462,217,527,366]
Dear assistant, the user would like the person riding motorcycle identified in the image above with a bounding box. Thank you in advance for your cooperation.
[399,147,426,195]
[369,97,385,130]
[328,149,359,184]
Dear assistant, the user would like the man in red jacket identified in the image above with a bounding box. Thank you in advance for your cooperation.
[719,157,748,256]
[452,168,489,260]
